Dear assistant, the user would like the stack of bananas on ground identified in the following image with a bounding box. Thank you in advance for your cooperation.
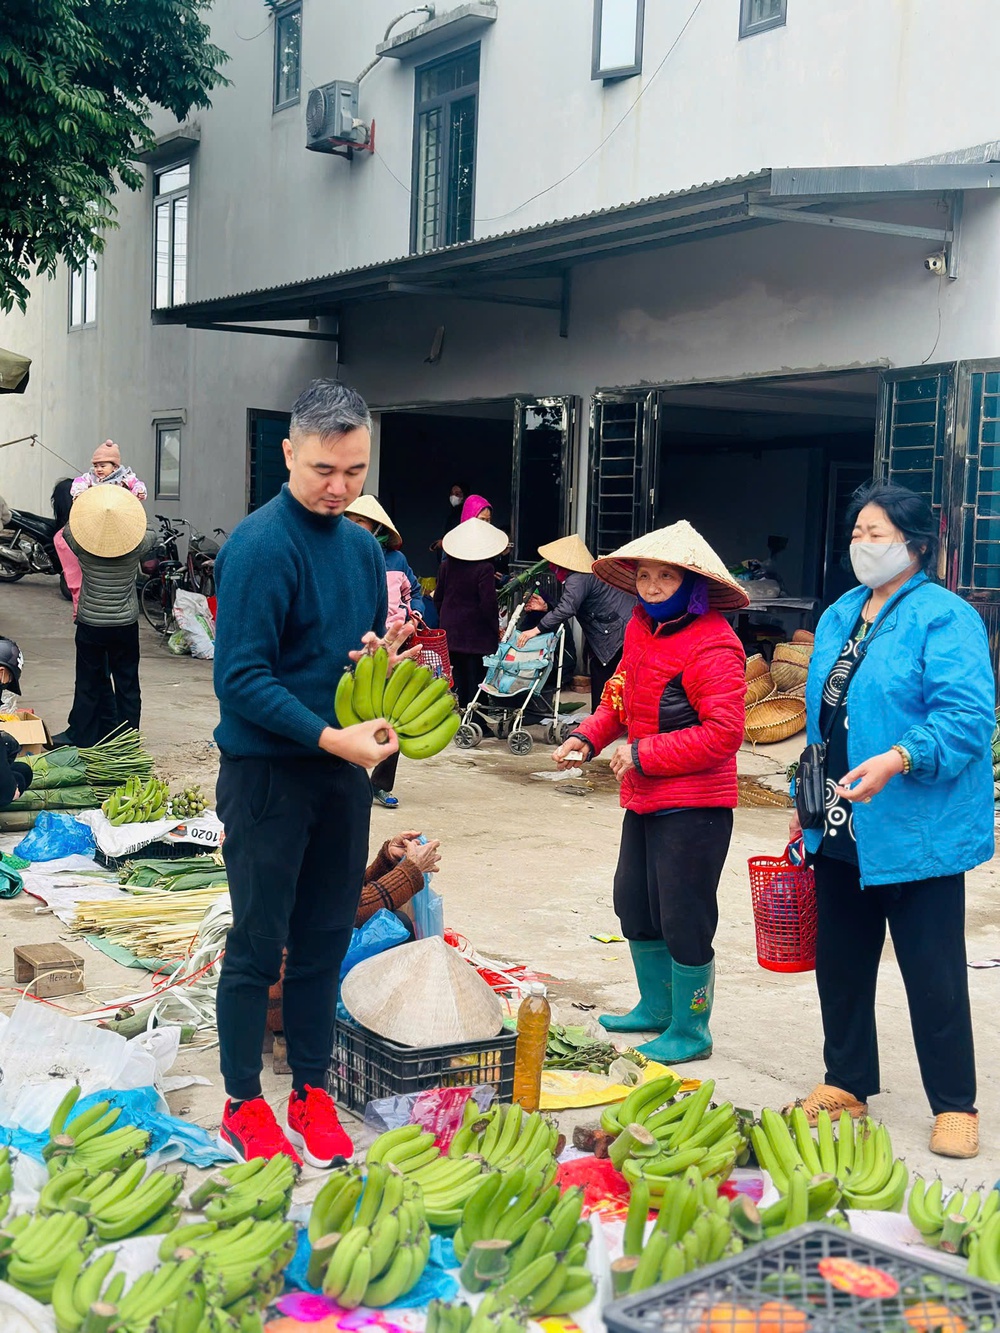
[600,1073,683,1136]
[427,1297,526,1333]
[967,1201,1000,1281]
[102,774,171,824]
[451,1166,595,1315]
[335,649,461,759]
[0,1146,12,1219]
[189,1154,298,1223]
[609,1079,748,1195]
[623,1165,738,1293]
[160,1217,296,1327]
[909,1177,1000,1257]
[306,1160,431,1308]
[2,1211,95,1306]
[367,1122,489,1228]
[44,1087,151,1177]
[752,1106,908,1212]
[40,1159,184,1239]
[448,1102,561,1172]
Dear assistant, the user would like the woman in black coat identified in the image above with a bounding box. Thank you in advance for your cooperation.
[433,518,509,707]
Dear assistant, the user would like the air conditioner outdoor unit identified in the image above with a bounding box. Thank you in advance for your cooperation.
[306,81,373,155]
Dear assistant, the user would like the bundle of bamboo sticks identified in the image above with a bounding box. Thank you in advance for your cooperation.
[72,886,228,960]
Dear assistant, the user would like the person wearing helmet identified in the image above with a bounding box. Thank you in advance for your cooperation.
[0,639,34,807]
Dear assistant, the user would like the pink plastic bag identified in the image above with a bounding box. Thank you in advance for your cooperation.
[410,1087,479,1152]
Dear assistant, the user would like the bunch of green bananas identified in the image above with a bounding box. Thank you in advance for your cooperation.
[612,1079,748,1194]
[366,1123,488,1228]
[190,1154,298,1225]
[102,774,170,824]
[84,1160,184,1241]
[50,1248,125,1333]
[600,1072,683,1135]
[467,1244,595,1319]
[158,1216,296,1326]
[1,1212,94,1304]
[752,1107,908,1211]
[968,1203,1000,1282]
[427,1297,526,1333]
[335,650,461,759]
[45,1087,151,1176]
[170,785,209,818]
[448,1102,560,1172]
[307,1160,431,1308]
[910,1177,1000,1258]
[0,1146,13,1220]
[624,1165,738,1293]
[452,1168,594,1314]
[755,1171,845,1238]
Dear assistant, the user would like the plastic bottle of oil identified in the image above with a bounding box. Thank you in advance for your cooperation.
[511,983,551,1112]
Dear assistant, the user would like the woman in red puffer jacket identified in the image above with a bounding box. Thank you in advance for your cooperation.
[553,521,749,1064]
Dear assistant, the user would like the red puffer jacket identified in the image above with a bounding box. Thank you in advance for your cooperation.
[573,607,745,814]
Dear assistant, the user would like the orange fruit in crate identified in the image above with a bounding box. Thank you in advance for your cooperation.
[902,1302,968,1333]
[696,1303,759,1333]
[755,1301,812,1333]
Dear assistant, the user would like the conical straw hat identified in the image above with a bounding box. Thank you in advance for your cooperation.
[341,936,503,1048]
[69,484,147,558]
[442,518,509,562]
[593,520,750,611]
[345,494,402,550]
[538,534,595,575]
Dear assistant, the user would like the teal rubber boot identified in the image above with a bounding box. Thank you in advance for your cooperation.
[636,959,714,1063]
[599,940,672,1034]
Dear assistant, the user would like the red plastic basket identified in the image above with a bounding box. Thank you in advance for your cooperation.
[413,616,452,685]
[747,852,817,973]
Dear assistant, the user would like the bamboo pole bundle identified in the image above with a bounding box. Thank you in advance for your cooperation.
[71,886,228,959]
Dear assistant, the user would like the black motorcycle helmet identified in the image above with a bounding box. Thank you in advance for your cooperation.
[0,638,23,694]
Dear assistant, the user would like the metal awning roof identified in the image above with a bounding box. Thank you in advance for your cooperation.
[154,161,1000,338]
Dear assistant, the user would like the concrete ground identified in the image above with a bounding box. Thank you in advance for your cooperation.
[2,579,998,1189]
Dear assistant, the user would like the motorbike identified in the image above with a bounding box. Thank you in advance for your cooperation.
[0,501,72,599]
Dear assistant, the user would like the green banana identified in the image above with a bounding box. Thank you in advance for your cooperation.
[352,653,376,720]
[396,675,450,727]
[398,711,461,760]
[370,646,390,717]
[383,657,417,721]
[335,670,363,727]
[396,690,457,738]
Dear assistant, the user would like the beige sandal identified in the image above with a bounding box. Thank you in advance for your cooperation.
[782,1083,868,1127]
[929,1112,979,1159]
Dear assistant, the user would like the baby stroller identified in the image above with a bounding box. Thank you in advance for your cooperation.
[453,601,578,755]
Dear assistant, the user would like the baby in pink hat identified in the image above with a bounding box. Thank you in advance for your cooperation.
[71,440,148,501]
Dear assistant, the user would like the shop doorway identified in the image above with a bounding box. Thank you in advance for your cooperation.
[247,409,290,512]
[377,398,575,579]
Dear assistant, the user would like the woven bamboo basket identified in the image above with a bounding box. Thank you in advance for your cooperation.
[771,659,809,693]
[792,629,815,645]
[745,694,807,744]
[745,653,770,682]
[745,673,775,706]
[774,641,813,666]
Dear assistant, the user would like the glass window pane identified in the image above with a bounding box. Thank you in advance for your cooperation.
[156,163,190,195]
[157,426,181,499]
[418,48,479,102]
[415,107,442,255]
[172,196,188,306]
[70,269,84,327]
[598,0,640,72]
[445,96,476,246]
[275,6,301,106]
[155,201,171,308]
[83,256,97,325]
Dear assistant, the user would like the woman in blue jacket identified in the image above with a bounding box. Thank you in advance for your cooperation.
[787,483,994,1160]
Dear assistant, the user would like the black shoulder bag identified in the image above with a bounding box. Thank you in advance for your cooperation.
[794,582,923,829]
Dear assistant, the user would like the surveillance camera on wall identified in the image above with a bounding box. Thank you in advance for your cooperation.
[924,254,947,275]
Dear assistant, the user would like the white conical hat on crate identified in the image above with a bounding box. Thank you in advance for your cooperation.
[537,534,595,575]
[69,484,147,558]
[593,520,750,611]
[442,518,509,562]
[340,936,504,1048]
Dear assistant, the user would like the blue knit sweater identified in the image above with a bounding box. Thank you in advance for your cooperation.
[214,485,388,758]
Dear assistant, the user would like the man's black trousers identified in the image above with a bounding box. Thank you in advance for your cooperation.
[813,854,976,1116]
[69,621,141,748]
[216,753,372,1101]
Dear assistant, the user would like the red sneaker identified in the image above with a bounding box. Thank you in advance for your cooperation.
[285,1085,354,1168]
[217,1097,302,1166]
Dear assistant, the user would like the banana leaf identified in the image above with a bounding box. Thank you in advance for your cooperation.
[3,785,96,811]
[25,748,87,790]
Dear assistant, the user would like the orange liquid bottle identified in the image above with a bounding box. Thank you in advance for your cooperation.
[511,983,551,1112]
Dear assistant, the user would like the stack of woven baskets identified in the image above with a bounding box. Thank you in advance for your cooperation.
[744,630,814,744]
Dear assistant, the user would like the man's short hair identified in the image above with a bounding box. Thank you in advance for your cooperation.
[289,379,372,448]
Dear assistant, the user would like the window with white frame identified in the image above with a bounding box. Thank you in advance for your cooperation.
[153,163,189,309]
[740,0,787,38]
[592,0,644,80]
[273,1,302,110]
[69,254,97,328]
[155,421,182,500]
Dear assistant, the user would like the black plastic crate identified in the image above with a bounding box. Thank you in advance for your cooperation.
[604,1223,1000,1333]
[330,1019,517,1114]
[95,838,200,871]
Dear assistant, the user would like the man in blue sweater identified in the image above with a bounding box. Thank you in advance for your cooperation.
[213,379,408,1167]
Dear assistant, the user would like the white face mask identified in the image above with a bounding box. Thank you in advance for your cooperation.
[449,494,462,507]
[850,540,914,589]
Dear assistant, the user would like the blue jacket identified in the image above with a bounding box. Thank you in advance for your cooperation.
[803,572,995,884]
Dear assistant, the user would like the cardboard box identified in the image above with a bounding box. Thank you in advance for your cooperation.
[0,710,51,755]
[13,942,85,998]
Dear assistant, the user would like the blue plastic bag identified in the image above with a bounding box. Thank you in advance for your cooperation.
[13,810,95,862]
[340,908,409,979]
[411,834,445,939]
